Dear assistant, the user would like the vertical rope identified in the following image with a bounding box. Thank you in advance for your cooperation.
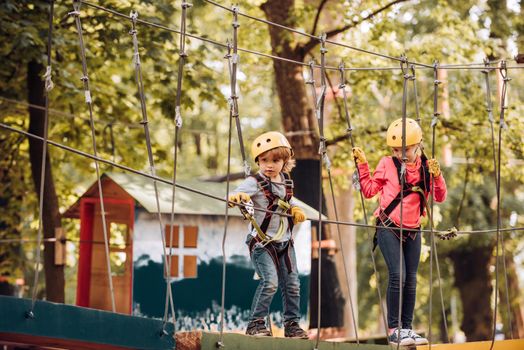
[427,61,450,346]
[128,11,177,335]
[489,61,510,350]
[216,5,242,348]
[227,6,250,177]
[339,61,391,343]
[483,59,514,341]
[323,77,361,341]
[28,0,55,316]
[395,55,410,350]
[163,0,192,334]
[312,33,328,350]
[70,0,116,312]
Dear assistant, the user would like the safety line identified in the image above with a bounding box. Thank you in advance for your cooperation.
[75,1,524,72]
[202,0,431,68]
[70,0,116,312]
[2,123,523,237]
[127,9,177,334]
[489,61,511,350]
[28,0,55,316]
[339,61,388,342]
[313,33,328,350]
[426,61,450,346]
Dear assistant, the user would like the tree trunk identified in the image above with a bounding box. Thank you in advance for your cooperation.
[325,182,358,337]
[497,249,524,339]
[27,60,65,303]
[261,0,345,330]
[450,243,494,341]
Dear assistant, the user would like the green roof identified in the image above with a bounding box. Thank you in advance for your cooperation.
[65,171,325,220]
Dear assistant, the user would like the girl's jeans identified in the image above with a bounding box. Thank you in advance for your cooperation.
[247,235,301,323]
[377,226,421,329]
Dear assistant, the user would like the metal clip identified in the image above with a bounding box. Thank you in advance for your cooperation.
[43,66,54,92]
[175,106,183,127]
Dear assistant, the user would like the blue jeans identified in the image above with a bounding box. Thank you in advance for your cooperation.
[377,226,421,329]
[246,235,301,323]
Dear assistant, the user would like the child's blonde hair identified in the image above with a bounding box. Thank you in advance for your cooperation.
[258,146,296,173]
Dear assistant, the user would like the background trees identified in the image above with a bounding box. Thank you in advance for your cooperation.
[0,0,523,341]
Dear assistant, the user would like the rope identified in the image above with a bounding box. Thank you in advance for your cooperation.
[3,122,524,238]
[339,61,389,342]
[489,61,511,350]
[482,59,514,340]
[202,0,431,68]
[164,0,192,335]
[393,56,412,350]
[426,61,451,346]
[70,0,116,312]
[128,10,177,335]
[225,7,250,176]
[216,86,233,350]
[321,63,360,344]
[313,33,328,350]
[217,6,242,347]
[77,1,524,72]
[28,0,55,317]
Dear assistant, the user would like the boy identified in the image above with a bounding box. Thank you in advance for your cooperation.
[228,131,308,338]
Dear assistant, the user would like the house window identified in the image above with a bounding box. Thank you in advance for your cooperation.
[109,222,129,276]
[164,225,198,279]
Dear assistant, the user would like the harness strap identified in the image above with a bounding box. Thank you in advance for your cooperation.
[248,235,293,273]
[373,155,430,251]
[253,173,295,241]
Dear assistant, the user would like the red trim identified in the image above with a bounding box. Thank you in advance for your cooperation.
[127,200,135,313]
[76,197,135,313]
[76,199,94,307]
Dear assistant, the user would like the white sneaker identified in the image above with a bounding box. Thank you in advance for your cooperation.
[408,330,429,345]
[388,328,415,346]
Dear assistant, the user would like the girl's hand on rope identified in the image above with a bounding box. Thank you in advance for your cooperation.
[291,206,306,224]
[228,192,251,207]
[427,159,441,177]
[352,147,367,164]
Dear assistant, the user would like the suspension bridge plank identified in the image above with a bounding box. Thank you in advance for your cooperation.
[0,296,174,350]
[200,331,389,350]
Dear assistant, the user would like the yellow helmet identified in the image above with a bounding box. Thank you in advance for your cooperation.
[251,131,293,161]
[386,118,423,147]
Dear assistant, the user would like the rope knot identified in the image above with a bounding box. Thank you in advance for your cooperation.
[438,227,458,240]
[181,1,193,9]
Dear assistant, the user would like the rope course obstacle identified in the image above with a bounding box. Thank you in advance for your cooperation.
[0,1,524,349]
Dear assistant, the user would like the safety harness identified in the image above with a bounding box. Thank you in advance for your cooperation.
[238,172,295,272]
[373,154,431,251]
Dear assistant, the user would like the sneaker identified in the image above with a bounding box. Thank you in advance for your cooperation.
[408,330,428,345]
[388,329,415,346]
[284,321,308,339]
[245,319,271,336]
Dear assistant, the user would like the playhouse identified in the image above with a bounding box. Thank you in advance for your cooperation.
[63,172,320,329]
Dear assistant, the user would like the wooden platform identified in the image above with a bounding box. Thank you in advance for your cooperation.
[0,296,174,350]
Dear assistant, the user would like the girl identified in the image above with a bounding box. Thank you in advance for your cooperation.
[352,118,447,346]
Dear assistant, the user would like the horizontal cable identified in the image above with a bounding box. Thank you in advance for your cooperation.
[1,122,523,236]
[202,0,432,68]
[78,1,524,72]
[0,95,213,134]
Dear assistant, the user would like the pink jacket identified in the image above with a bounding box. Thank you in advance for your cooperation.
[358,156,447,229]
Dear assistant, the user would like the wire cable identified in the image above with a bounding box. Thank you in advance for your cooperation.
[28,0,55,317]
[70,0,116,312]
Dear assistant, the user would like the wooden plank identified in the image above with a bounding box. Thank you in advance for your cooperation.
[0,296,174,350]
[416,339,524,350]
[200,332,389,350]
